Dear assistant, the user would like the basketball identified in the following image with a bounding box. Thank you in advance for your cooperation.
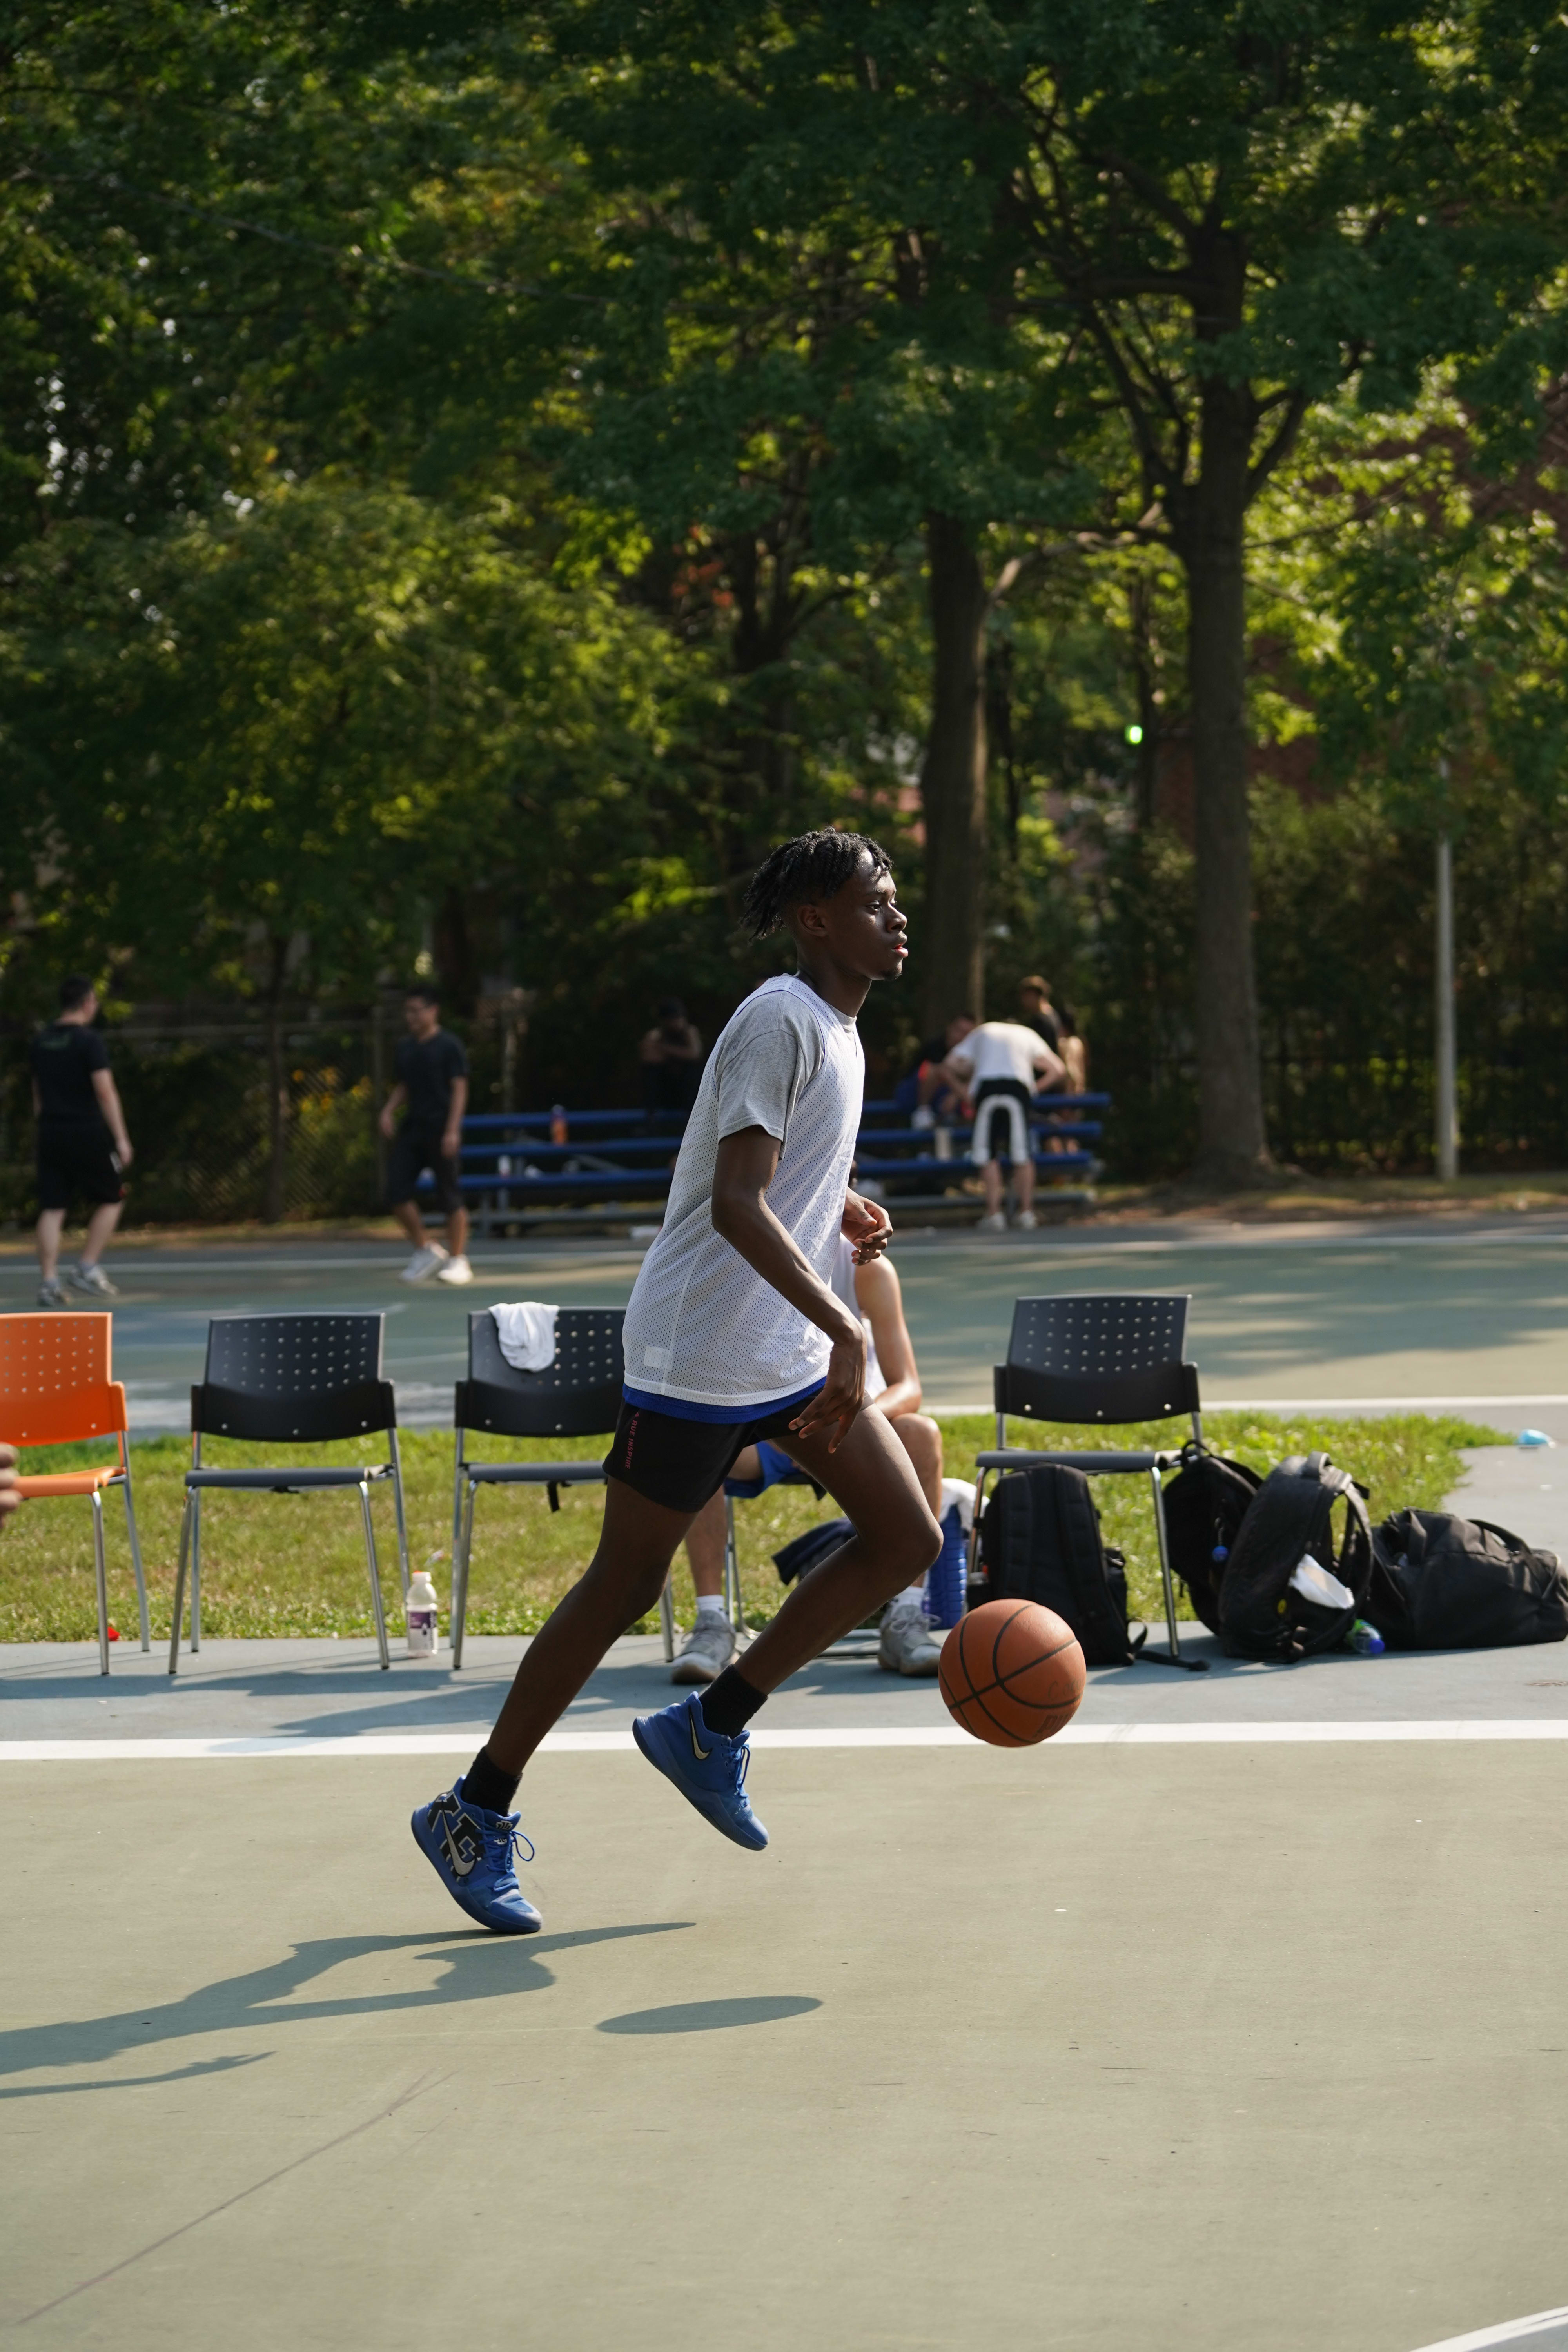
[938,1600,1086,1747]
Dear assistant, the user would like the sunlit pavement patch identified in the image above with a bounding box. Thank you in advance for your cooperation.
[1408,2309,1568,2352]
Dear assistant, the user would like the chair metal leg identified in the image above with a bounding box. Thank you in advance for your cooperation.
[387,1429,411,1602]
[1150,1466,1182,1660]
[189,1486,202,1653]
[659,1575,675,1664]
[359,1479,390,1670]
[724,1494,748,1648]
[169,1488,194,1674]
[119,1439,151,1651]
[92,1491,110,1677]
[453,1477,477,1670]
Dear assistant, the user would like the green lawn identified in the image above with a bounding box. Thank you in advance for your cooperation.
[0,1412,1504,1645]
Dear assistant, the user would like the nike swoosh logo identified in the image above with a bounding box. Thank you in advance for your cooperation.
[688,1711,711,1762]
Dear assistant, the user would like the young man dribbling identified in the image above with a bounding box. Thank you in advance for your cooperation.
[411,831,943,1931]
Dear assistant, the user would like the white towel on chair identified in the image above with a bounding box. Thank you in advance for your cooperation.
[491,1302,558,1372]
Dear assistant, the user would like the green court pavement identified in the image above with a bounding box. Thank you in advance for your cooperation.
[5,1216,1568,1432]
[4,1740,1566,2352]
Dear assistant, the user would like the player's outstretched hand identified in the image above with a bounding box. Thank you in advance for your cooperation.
[841,1187,891,1265]
[789,1329,866,1453]
[0,1442,19,1528]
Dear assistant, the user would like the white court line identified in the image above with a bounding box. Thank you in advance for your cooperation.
[5,1719,1568,1760]
[1406,2309,1568,2351]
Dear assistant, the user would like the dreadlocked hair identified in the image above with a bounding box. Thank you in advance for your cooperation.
[741,829,892,940]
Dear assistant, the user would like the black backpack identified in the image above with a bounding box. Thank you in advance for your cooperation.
[976,1464,1143,1667]
[1159,1448,1262,1633]
[1369,1510,1568,1650]
[1219,1452,1373,1662]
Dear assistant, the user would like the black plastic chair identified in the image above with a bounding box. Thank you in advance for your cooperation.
[974,1294,1205,1667]
[168,1314,410,1674]
[450,1308,624,1668]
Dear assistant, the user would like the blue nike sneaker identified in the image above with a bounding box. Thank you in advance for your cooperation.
[410,1777,543,1933]
[632,1693,768,1850]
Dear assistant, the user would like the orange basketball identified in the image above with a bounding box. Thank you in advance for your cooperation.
[938,1599,1086,1747]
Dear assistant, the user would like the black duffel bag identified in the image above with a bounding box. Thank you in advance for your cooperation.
[1370,1509,1568,1649]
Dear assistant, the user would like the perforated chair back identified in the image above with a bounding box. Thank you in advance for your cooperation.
[996,1294,1198,1425]
[193,1314,395,1444]
[0,1312,127,1446]
[457,1309,624,1439]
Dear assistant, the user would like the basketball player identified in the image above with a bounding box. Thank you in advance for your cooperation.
[411,831,943,1932]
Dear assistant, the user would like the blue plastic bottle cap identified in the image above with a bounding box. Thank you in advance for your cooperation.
[1517,1429,1553,1448]
[1211,1545,1228,1563]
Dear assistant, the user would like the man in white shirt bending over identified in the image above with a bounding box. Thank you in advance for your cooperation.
[942,1018,1065,1232]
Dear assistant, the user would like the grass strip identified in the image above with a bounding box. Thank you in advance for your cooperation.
[0,1412,1505,1646]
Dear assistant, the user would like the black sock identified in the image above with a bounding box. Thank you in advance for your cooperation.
[461,1747,520,1815]
[696,1665,768,1740]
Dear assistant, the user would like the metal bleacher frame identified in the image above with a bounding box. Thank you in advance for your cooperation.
[417,1096,1110,1236]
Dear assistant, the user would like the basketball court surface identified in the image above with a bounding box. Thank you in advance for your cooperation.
[4,1217,1568,2347]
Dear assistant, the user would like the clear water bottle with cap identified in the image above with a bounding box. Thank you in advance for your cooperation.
[1346,1618,1385,1657]
[406,1553,442,1658]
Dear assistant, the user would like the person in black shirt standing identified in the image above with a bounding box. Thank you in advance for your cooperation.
[31,974,134,1308]
[379,982,472,1284]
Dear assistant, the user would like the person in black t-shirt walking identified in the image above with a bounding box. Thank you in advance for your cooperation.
[30,974,134,1307]
[379,982,472,1284]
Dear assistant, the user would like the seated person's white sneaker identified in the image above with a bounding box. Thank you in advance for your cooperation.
[401,1243,449,1284]
[878,1595,941,1677]
[671,1610,736,1684]
[977,1210,1008,1234]
[1012,1209,1038,1229]
[436,1255,474,1285]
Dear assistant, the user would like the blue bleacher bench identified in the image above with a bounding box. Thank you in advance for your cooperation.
[416,1094,1109,1225]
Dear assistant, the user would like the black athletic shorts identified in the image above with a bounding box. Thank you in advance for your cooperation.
[36,1122,124,1213]
[386,1120,463,1216]
[604,1390,823,1516]
[971,1077,1033,1167]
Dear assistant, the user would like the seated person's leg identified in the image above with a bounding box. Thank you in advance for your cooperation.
[889,1412,942,1512]
[671,1485,741,1683]
[878,1411,945,1676]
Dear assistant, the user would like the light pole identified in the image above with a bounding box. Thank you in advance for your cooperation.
[1434,800,1458,1181]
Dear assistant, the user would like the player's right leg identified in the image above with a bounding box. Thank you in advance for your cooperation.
[411,1477,697,1930]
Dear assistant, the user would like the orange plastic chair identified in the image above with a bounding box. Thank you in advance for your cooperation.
[0,1313,150,1675]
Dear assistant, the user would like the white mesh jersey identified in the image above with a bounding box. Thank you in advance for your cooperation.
[623,974,864,1413]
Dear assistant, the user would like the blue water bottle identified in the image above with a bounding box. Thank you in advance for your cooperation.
[926,1504,967,1628]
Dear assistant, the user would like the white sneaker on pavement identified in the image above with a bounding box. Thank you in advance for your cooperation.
[400,1243,450,1284]
[670,1612,737,1684]
[977,1210,1008,1234]
[1011,1209,1038,1230]
[65,1260,118,1296]
[878,1595,941,1677]
[436,1255,474,1286]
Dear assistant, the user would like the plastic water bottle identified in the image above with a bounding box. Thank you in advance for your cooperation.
[1346,1618,1385,1657]
[926,1504,968,1629]
[406,1558,441,1658]
[550,1103,568,1145]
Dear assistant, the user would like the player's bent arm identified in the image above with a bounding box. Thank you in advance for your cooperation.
[91,1068,132,1163]
[853,1254,922,1418]
[841,1185,891,1262]
[1033,1043,1067,1089]
[711,1125,866,1450]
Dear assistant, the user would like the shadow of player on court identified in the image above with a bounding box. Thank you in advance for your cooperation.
[0,1919,692,2096]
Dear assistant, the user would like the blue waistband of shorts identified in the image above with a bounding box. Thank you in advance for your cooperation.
[621,1379,824,1425]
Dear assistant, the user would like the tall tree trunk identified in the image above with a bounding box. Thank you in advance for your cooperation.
[1172,379,1272,1184]
[262,936,289,1224]
[920,511,989,1031]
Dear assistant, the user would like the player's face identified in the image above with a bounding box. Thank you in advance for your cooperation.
[822,863,908,982]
